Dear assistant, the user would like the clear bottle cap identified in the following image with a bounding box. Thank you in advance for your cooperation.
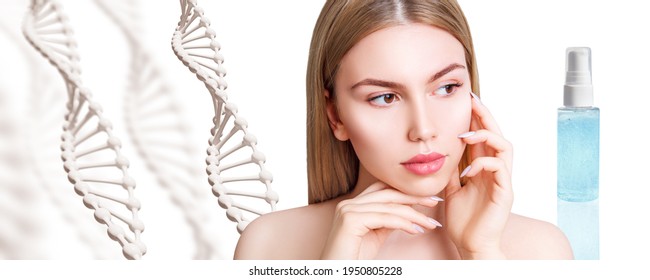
[564,47,594,107]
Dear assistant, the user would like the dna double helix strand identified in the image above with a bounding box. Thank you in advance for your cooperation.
[172,0,279,234]
[93,0,222,259]
[22,0,146,259]
[22,34,118,259]
[2,13,115,259]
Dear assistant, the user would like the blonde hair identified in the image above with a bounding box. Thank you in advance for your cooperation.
[306,0,479,204]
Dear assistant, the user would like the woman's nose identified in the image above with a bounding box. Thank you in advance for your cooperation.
[407,101,437,142]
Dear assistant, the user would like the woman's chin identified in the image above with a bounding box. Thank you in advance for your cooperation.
[390,178,448,197]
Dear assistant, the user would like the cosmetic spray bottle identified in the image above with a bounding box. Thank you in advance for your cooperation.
[557,47,599,260]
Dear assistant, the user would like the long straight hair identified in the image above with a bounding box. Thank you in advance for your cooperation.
[306,0,479,204]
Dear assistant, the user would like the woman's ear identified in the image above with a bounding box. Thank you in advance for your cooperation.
[324,90,349,141]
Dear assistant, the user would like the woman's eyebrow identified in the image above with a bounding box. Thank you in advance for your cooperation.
[428,63,466,83]
[350,78,401,91]
[350,63,466,90]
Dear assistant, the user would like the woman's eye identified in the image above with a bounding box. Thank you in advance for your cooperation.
[433,83,462,96]
[369,93,397,106]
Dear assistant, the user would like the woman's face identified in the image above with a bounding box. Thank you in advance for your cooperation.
[328,23,472,196]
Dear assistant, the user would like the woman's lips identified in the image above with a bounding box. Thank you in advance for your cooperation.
[401,152,446,175]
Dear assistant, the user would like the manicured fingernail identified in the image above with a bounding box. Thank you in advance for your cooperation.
[429,218,442,227]
[413,224,425,233]
[430,196,444,202]
[458,131,476,138]
[470,91,482,104]
[460,165,472,178]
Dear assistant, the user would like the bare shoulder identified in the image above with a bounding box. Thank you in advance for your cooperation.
[502,213,574,259]
[233,201,335,260]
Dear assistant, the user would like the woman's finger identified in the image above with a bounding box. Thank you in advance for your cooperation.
[347,211,427,235]
[468,92,486,158]
[347,186,442,208]
[468,109,487,158]
[458,129,513,173]
[339,202,442,231]
[471,92,503,136]
[462,157,514,198]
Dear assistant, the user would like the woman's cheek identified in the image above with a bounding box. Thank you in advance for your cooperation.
[435,98,471,161]
[432,97,471,133]
[347,117,394,156]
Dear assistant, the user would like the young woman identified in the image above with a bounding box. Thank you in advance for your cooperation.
[234,0,573,259]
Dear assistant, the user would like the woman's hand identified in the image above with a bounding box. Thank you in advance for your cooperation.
[444,92,514,259]
[320,182,442,259]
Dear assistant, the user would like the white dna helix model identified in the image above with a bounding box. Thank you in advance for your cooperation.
[22,0,146,259]
[22,29,118,259]
[172,0,279,234]
[3,18,111,259]
[93,0,222,259]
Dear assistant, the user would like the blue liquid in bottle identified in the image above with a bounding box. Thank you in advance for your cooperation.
[557,107,599,260]
[557,107,599,202]
[557,47,599,260]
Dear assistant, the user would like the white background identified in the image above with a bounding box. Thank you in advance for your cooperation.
[1,0,649,273]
